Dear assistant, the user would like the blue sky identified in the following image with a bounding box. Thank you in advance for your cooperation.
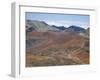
[26,12,90,29]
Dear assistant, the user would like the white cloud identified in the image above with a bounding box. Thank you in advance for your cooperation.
[45,20,89,29]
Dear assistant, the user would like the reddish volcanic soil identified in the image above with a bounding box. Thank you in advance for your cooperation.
[26,31,89,67]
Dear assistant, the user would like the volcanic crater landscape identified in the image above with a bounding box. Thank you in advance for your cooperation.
[26,20,89,67]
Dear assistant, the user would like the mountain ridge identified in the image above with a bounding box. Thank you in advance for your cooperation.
[26,20,87,33]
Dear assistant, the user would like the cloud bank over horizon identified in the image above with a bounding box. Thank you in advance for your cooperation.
[26,12,90,29]
[44,20,89,29]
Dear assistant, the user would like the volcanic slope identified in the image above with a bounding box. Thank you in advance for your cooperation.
[26,31,89,67]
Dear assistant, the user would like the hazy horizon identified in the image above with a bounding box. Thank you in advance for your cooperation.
[26,12,90,29]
